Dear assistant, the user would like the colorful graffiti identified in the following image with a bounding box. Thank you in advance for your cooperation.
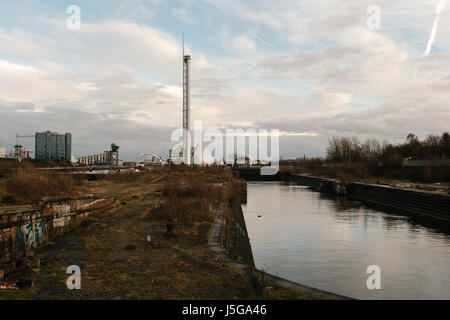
[1,196,110,266]
[17,220,46,250]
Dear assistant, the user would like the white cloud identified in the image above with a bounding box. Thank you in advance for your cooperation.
[1,1,450,159]
[0,59,84,102]
[232,35,255,52]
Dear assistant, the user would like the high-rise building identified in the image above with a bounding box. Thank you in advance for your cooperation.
[35,131,72,162]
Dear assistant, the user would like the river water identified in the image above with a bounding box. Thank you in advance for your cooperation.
[241,181,450,300]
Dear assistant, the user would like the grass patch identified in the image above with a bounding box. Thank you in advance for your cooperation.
[1,168,78,204]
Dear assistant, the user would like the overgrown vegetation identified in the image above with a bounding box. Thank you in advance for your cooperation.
[282,132,450,182]
[152,165,241,229]
[0,165,79,205]
[326,132,450,164]
[245,267,272,297]
[0,165,306,300]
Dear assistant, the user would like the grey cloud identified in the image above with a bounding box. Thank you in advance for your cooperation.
[1,1,450,159]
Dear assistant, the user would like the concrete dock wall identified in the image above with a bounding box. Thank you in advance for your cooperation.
[287,174,346,194]
[348,183,450,222]
[0,195,112,271]
[208,201,351,300]
[287,174,450,223]
[223,201,255,267]
[285,174,322,189]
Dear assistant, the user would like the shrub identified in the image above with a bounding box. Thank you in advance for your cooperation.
[6,168,77,204]
[158,166,241,227]
[245,267,272,297]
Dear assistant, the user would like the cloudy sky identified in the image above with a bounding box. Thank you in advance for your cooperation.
[0,0,449,160]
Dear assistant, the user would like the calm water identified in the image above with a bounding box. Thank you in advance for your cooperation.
[242,182,450,300]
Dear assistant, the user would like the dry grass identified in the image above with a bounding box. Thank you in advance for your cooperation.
[0,168,305,300]
[0,168,79,205]
[157,166,242,228]
[324,163,372,183]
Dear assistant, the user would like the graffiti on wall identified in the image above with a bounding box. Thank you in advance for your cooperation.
[53,216,71,228]
[1,196,110,262]
[17,220,46,250]
[52,203,72,228]
[52,203,71,215]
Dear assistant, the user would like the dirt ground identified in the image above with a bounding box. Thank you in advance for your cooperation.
[0,176,307,300]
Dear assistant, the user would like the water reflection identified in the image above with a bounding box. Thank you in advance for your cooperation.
[242,182,450,300]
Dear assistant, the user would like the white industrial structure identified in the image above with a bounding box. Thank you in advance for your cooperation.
[182,41,191,165]
[136,153,166,166]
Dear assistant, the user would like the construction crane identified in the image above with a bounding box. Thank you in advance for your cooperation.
[16,133,35,146]
[14,133,35,160]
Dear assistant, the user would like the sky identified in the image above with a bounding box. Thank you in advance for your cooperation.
[0,0,449,161]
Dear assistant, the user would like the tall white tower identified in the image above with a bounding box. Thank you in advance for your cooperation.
[183,54,191,165]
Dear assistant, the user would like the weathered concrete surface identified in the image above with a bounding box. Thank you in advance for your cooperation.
[0,195,112,271]
[287,174,450,223]
[348,183,450,222]
[208,202,352,300]
[285,174,322,189]
[223,201,255,267]
[286,174,347,194]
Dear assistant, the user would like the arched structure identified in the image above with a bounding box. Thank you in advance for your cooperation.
[234,154,254,167]
[136,153,166,166]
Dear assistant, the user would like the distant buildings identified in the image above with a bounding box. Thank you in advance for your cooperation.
[35,131,72,162]
[168,145,184,164]
[77,143,121,166]
[0,146,29,160]
[168,146,195,164]
[13,145,32,160]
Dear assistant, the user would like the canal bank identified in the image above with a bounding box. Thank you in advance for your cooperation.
[0,169,311,299]
[233,168,450,224]
[286,174,450,224]
[208,200,352,300]
[241,182,450,299]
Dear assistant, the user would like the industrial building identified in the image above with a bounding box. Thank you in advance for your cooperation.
[77,143,121,166]
[13,145,31,160]
[0,146,30,160]
[35,131,72,162]
[169,146,195,164]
